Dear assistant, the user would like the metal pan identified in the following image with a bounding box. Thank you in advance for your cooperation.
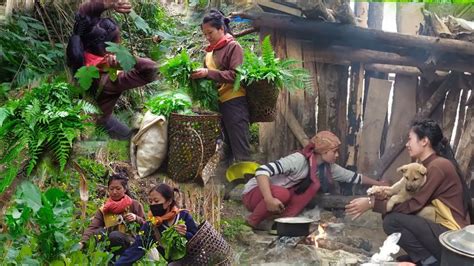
[274,217,315,237]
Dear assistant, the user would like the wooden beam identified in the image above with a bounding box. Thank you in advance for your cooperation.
[233,12,474,56]
[280,107,310,147]
[372,74,460,178]
[307,46,474,73]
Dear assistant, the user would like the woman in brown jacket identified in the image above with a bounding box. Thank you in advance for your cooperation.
[191,9,251,165]
[346,119,472,265]
[67,0,157,139]
[80,173,145,256]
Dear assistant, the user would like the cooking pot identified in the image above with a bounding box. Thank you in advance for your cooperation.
[274,217,315,237]
[439,225,474,266]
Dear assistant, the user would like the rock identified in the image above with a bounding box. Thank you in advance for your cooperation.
[343,211,383,229]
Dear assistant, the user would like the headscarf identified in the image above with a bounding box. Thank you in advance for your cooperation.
[311,131,341,154]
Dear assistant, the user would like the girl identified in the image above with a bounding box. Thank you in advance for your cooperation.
[191,9,251,164]
[242,130,386,229]
[346,119,472,265]
[115,183,198,265]
[80,173,145,255]
[67,0,157,139]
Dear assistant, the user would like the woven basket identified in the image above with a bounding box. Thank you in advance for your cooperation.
[245,80,279,123]
[168,112,221,183]
[180,221,233,265]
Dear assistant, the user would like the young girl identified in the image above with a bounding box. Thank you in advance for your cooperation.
[242,130,386,229]
[346,119,472,265]
[115,183,198,265]
[67,0,157,139]
[80,174,145,255]
[190,9,251,164]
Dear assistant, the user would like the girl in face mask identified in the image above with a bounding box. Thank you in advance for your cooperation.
[115,183,198,265]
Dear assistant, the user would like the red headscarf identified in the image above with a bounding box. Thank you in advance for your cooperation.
[101,194,133,214]
[205,33,234,52]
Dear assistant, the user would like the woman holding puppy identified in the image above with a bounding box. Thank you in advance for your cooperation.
[346,119,472,266]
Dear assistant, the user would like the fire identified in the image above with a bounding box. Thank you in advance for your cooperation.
[314,223,328,248]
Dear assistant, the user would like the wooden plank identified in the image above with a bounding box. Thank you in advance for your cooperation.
[256,0,303,17]
[453,90,468,152]
[306,46,474,73]
[286,37,305,150]
[373,74,460,178]
[236,12,474,56]
[455,106,473,185]
[302,41,317,135]
[357,78,391,175]
[381,76,418,182]
[354,2,369,28]
[346,64,365,167]
[443,87,462,140]
[280,107,310,147]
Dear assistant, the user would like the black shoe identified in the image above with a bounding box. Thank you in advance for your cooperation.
[99,116,132,140]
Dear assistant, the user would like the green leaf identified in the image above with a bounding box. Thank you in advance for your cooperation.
[105,42,136,72]
[74,66,100,91]
[16,181,42,213]
[0,107,10,127]
[129,10,151,34]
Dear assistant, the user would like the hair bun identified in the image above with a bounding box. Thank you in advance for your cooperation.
[173,188,180,193]
[224,17,230,24]
[441,137,449,145]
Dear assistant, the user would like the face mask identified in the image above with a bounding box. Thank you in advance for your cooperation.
[150,203,167,217]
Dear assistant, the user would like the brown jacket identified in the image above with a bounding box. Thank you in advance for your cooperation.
[205,40,243,84]
[81,199,145,243]
[374,153,470,228]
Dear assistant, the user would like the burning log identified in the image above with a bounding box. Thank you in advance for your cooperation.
[316,238,371,256]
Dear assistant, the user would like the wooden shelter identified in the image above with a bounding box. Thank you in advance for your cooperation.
[234,3,473,190]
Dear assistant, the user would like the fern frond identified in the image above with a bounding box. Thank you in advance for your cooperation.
[261,36,275,67]
[0,164,20,193]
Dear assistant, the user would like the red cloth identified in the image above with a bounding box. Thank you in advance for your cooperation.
[147,206,181,227]
[84,52,107,67]
[299,142,320,185]
[205,33,234,52]
[102,195,133,214]
[243,182,320,227]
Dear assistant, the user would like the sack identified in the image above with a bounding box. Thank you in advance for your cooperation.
[132,111,168,178]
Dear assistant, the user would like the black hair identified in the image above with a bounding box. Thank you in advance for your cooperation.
[411,119,473,223]
[107,172,132,197]
[201,9,232,35]
[66,13,120,73]
[149,183,179,208]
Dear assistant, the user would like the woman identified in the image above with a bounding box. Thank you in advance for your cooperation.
[346,119,472,265]
[67,0,157,139]
[242,130,386,229]
[115,183,198,265]
[190,9,251,164]
[80,173,145,255]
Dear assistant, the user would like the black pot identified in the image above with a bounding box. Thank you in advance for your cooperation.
[274,217,314,237]
[440,243,474,266]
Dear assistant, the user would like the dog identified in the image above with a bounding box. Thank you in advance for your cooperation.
[367,162,435,222]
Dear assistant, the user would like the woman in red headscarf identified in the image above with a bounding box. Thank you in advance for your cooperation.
[190,9,250,166]
[241,130,386,229]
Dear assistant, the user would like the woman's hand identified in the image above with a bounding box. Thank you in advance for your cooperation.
[345,197,373,220]
[190,68,208,79]
[105,54,120,68]
[123,213,137,222]
[175,223,187,236]
[265,197,285,214]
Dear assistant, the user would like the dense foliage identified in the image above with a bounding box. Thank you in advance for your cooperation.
[0,14,64,89]
[234,36,312,93]
[0,82,97,193]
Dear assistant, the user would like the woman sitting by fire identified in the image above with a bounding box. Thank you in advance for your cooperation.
[242,130,386,230]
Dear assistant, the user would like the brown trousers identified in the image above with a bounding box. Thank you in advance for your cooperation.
[96,57,157,123]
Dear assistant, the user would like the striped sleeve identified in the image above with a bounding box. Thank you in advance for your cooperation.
[330,163,362,184]
[255,152,306,178]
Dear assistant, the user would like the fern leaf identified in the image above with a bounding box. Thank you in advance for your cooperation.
[0,164,20,193]
[261,36,275,67]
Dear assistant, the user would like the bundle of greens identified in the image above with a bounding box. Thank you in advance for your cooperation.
[161,220,187,261]
[234,35,312,92]
[160,51,218,111]
[145,91,193,118]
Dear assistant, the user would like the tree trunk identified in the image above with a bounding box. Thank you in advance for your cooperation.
[368,2,384,30]
[354,2,369,28]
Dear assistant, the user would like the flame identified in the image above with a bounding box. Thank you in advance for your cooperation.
[314,224,327,248]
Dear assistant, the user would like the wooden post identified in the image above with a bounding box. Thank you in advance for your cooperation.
[346,64,365,167]
[373,74,460,178]
[354,2,369,28]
